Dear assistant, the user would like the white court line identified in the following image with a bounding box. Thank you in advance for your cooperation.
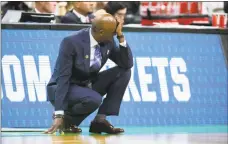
[52,140,82,143]
[1,128,46,132]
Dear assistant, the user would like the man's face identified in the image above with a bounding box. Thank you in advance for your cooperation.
[99,24,117,42]
[42,2,57,13]
[100,29,116,42]
[113,8,127,21]
[75,2,96,14]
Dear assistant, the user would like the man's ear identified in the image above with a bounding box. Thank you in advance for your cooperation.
[99,29,104,36]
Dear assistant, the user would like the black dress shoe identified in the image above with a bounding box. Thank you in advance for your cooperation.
[89,119,124,134]
[62,125,82,133]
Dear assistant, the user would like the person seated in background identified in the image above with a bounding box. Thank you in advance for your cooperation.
[94,2,127,22]
[34,2,57,14]
[104,2,127,21]
[61,2,96,24]
[94,2,140,24]
[28,2,57,23]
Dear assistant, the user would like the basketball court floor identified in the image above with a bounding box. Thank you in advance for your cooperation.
[1,125,227,144]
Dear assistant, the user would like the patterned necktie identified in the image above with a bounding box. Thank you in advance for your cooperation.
[88,13,95,23]
[90,44,102,72]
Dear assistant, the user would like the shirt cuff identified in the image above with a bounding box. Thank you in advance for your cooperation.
[119,40,127,47]
[55,110,64,115]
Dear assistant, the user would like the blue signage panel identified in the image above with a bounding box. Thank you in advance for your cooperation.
[1,29,227,128]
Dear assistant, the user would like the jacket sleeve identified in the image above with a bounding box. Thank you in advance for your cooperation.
[54,37,75,111]
[109,40,133,69]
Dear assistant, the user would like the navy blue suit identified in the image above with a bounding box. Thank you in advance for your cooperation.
[61,10,82,24]
[61,10,95,24]
[46,28,133,126]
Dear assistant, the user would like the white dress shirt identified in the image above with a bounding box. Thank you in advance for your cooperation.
[89,28,99,66]
[89,28,127,65]
[55,28,127,115]
[35,8,41,13]
[73,9,89,23]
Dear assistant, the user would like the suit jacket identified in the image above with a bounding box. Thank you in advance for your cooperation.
[61,10,83,24]
[46,28,133,111]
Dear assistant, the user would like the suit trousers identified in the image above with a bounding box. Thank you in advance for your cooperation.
[55,66,131,126]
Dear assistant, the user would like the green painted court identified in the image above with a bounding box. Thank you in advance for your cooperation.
[2,126,228,144]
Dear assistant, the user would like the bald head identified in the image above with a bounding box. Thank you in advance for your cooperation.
[92,13,117,32]
[91,13,117,42]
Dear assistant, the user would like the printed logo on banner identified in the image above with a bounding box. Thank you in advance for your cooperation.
[1,56,191,102]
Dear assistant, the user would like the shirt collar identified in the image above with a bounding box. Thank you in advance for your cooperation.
[73,9,87,23]
[35,8,41,13]
[89,28,98,48]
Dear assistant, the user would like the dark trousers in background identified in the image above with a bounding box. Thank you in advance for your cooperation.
[52,66,131,126]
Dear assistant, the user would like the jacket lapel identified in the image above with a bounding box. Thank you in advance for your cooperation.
[69,10,81,23]
[80,28,110,73]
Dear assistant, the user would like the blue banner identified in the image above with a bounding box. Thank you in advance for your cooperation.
[1,29,227,128]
